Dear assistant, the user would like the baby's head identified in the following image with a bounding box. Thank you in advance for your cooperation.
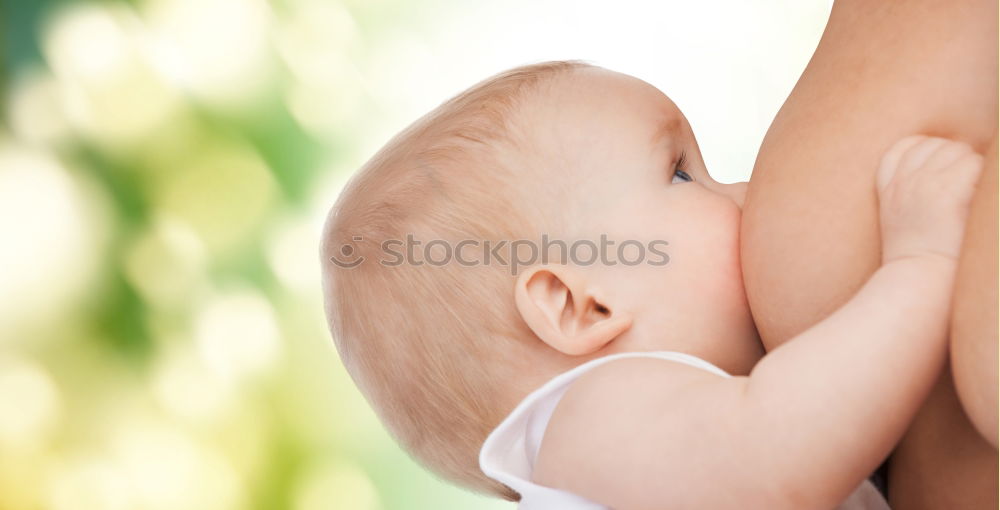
[321,62,762,499]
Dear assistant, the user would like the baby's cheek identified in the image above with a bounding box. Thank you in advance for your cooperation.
[695,202,746,298]
[691,199,743,262]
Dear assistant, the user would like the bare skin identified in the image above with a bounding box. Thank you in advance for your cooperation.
[741,0,998,508]
[530,133,980,509]
[951,134,998,448]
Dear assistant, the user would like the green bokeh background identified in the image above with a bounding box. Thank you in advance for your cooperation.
[0,0,512,508]
[0,0,829,508]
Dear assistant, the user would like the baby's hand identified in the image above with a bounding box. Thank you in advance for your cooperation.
[876,135,983,264]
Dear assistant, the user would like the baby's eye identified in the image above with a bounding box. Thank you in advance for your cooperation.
[671,169,694,184]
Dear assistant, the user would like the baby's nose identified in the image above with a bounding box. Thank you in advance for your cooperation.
[720,181,748,210]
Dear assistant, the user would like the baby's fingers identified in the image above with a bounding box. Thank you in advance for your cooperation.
[921,139,977,174]
[877,135,932,194]
[941,152,985,207]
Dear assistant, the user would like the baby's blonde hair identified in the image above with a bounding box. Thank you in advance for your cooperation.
[321,61,590,500]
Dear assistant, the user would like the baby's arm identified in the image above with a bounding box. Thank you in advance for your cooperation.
[533,136,984,510]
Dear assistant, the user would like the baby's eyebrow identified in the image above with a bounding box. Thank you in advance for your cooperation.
[650,115,682,146]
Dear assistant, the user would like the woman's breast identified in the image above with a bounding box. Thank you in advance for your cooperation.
[740,0,997,349]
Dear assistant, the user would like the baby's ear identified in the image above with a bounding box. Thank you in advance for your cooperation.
[514,265,632,356]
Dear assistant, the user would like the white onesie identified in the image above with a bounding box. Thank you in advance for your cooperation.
[479,351,891,510]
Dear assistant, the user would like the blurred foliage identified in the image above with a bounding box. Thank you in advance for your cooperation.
[0,0,510,508]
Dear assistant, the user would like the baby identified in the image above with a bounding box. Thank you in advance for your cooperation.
[321,62,983,509]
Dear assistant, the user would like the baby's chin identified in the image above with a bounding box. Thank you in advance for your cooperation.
[694,297,763,375]
[693,264,760,371]
[722,277,764,371]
